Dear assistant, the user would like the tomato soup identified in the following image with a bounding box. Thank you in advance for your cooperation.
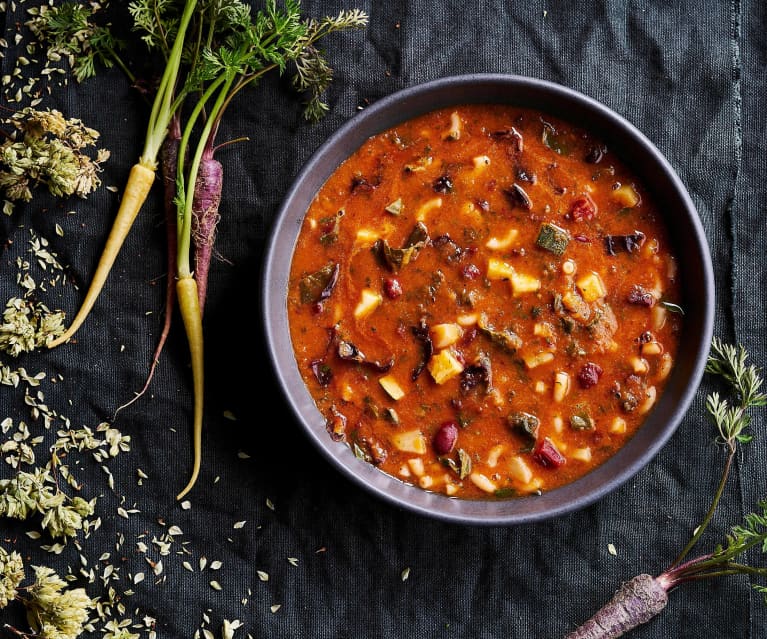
[286,104,682,500]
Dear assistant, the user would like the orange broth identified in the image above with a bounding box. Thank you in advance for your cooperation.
[287,104,682,500]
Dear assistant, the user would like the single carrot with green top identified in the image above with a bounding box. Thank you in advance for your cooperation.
[566,339,767,638]
[47,0,199,349]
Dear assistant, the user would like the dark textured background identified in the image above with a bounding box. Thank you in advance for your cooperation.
[1,1,765,638]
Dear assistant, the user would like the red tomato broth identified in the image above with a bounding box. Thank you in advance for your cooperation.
[287,104,682,500]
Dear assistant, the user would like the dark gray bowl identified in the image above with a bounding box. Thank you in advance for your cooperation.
[261,74,714,525]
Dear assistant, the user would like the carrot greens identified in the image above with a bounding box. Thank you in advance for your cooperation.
[34,0,368,499]
[566,338,767,638]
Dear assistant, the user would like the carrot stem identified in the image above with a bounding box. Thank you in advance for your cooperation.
[175,275,204,501]
[47,162,156,348]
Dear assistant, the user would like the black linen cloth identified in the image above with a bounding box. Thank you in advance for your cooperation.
[1,1,765,638]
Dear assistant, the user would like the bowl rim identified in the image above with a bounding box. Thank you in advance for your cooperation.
[261,73,715,525]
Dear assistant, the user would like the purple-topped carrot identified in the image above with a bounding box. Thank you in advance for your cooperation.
[566,340,767,638]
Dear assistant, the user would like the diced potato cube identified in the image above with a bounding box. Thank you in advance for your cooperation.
[407,458,425,476]
[523,351,555,369]
[354,288,382,319]
[576,271,607,302]
[355,228,379,245]
[430,323,464,349]
[486,258,515,280]
[398,464,411,478]
[571,447,592,462]
[485,228,519,250]
[534,322,554,338]
[416,197,443,221]
[427,349,464,384]
[508,456,533,484]
[553,371,570,402]
[392,430,427,454]
[534,380,546,394]
[610,417,627,434]
[612,183,640,208]
[510,272,541,296]
[379,375,405,400]
[469,472,497,493]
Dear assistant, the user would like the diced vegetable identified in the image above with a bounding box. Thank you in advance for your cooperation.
[553,371,571,402]
[510,272,541,296]
[485,228,519,250]
[354,288,383,319]
[570,410,595,430]
[612,183,640,207]
[392,430,427,454]
[379,375,405,400]
[385,198,403,215]
[536,222,570,255]
[430,323,464,349]
[523,351,555,369]
[576,271,607,302]
[427,349,465,384]
[486,257,515,280]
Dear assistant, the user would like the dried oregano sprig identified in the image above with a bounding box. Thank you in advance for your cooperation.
[0,107,110,203]
[0,556,95,639]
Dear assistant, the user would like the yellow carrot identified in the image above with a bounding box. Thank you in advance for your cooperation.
[175,274,204,501]
[47,162,156,348]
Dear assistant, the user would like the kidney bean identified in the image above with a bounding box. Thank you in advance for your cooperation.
[383,277,403,299]
[433,421,459,455]
[578,362,603,388]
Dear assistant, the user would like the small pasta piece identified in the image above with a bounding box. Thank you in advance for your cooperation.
[534,380,546,394]
[570,447,592,463]
[443,111,462,140]
[508,456,533,484]
[456,313,478,327]
[485,228,519,250]
[415,196,443,221]
[445,482,459,496]
[609,416,627,434]
[562,259,576,275]
[652,305,667,330]
[638,386,657,414]
[641,341,664,356]
[630,356,650,375]
[469,472,497,494]
[487,444,505,468]
[552,415,564,433]
[523,351,555,369]
[398,464,411,478]
[553,371,571,402]
[472,154,491,169]
[658,352,674,380]
[407,458,425,477]
[418,475,435,489]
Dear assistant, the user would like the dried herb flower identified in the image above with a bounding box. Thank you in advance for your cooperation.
[0,545,25,609]
[0,107,109,202]
[26,565,94,639]
[0,297,66,357]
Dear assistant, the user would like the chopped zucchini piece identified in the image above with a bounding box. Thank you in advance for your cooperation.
[536,222,570,255]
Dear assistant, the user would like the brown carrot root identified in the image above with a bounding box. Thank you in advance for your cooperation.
[47,161,156,348]
[175,274,204,501]
[114,127,180,418]
[191,153,223,316]
[565,574,669,639]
